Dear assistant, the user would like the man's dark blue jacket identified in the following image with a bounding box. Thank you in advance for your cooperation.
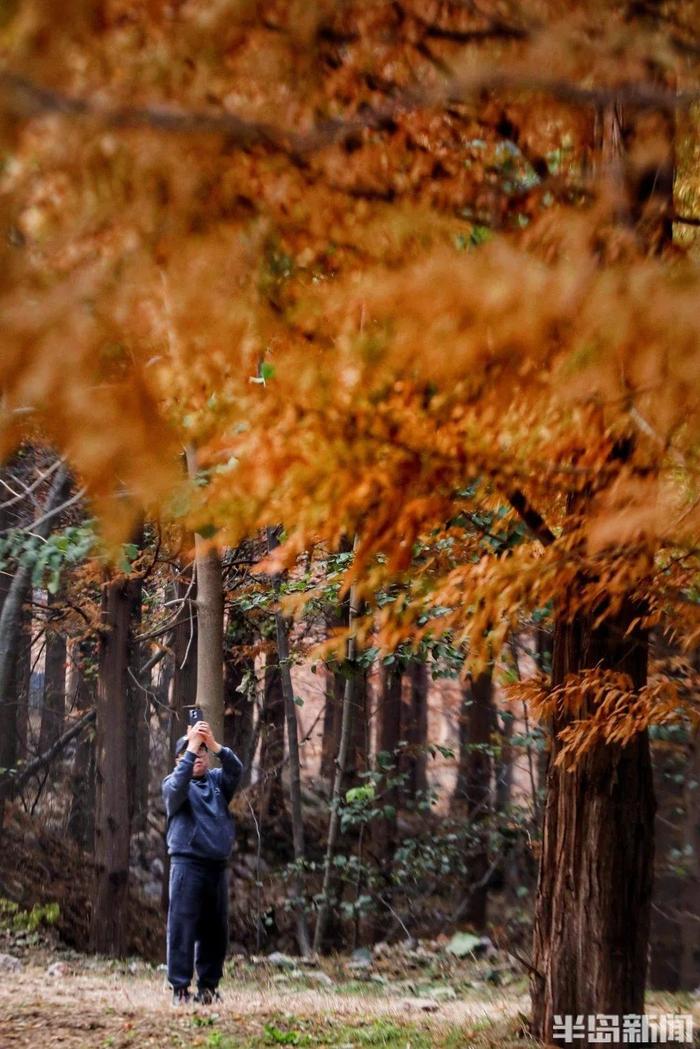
[162,747,244,863]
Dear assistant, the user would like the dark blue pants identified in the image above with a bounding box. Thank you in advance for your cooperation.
[167,859,229,991]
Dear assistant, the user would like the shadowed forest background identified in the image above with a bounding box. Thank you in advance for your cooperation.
[2,1,700,1047]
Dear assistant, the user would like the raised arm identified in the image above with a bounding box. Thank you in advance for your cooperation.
[162,750,196,817]
[199,721,244,802]
[216,746,244,802]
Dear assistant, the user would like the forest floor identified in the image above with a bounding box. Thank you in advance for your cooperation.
[1,948,532,1049]
[3,951,700,1049]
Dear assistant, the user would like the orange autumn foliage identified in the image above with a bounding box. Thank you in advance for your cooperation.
[1,1,700,750]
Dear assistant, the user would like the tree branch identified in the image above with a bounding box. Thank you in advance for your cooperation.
[506,489,556,547]
[1,708,95,794]
[1,67,698,156]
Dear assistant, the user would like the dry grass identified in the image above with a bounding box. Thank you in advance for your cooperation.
[0,963,530,1048]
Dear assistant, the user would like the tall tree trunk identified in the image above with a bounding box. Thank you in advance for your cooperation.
[403,658,428,802]
[368,662,402,940]
[162,567,197,915]
[314,572,359,953]
[347,671,369,790]
[531,86,673,1040]
[90,574,132,956]
[321,539,354,785]
[530,600,654,1042]
[534,626,553,795]
[267,527,311,956]
[451,670,494,930]
[680,714,700,989]
[186,447,224,743]
[0,465,69,823]
[321,660,344,784]
[646,631,686,990]
[494,708,514,814]
[223,610,256,766]
[67,639,96,848]
[169,568,198,753]
[126,525,148,833]
[14,603,32,763]
[258,654,286,825]
[649,734,685,990]
[193,543,224,744]
[321,599,346,784]
[39,589,66,752]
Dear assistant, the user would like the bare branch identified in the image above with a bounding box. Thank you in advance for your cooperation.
[1,67,698,158]
[2,708,95,794]
[0,458,65,512]
[26,485,85,533]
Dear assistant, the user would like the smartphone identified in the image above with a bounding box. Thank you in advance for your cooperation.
[185,705,204,727]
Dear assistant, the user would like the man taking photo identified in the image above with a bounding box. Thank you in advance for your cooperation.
[162,718,244,1006]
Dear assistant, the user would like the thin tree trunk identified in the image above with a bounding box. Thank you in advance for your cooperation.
[14,604,31,763]
[186,448,224,744]
[649,736,684,990]
[223,610,256,765]
[366,661,402,942]
[126,524,148,833]
[162,567,197,915]
[534,626,553,795]
[346,668,369,787]
[0,465,69,822]
[321,539,353,785]
[169,568,198,752]
[267,527,311,957]
[451,670,494,930]
[258,654,286,825]
[403,658,428,801]
[374,662,402,842]
[321,598,346,784]
[67,639,96,848]
[91,573,132,957]
[321,661,344,784]
[39,588,67,752]
[494,708,514,814]
[0,496,12,818]
[193,544,224,743]
[314,562,358,953]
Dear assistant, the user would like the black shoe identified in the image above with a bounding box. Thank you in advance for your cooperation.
[194,987,222,1005]
[171,987,191,1007]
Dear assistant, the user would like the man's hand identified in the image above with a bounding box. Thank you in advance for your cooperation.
[186,721,208,754]
[198,721,222,755]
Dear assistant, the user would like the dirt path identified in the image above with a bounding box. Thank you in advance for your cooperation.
[1,964,528,1048]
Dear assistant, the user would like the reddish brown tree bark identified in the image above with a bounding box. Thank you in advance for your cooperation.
[90,574,133,957]
[367,662,402,940]
[258,652,286,825]
[403,658,428,802]
[531,600,654,1041]
[451,669,494,930]
[531,85,673,1040]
